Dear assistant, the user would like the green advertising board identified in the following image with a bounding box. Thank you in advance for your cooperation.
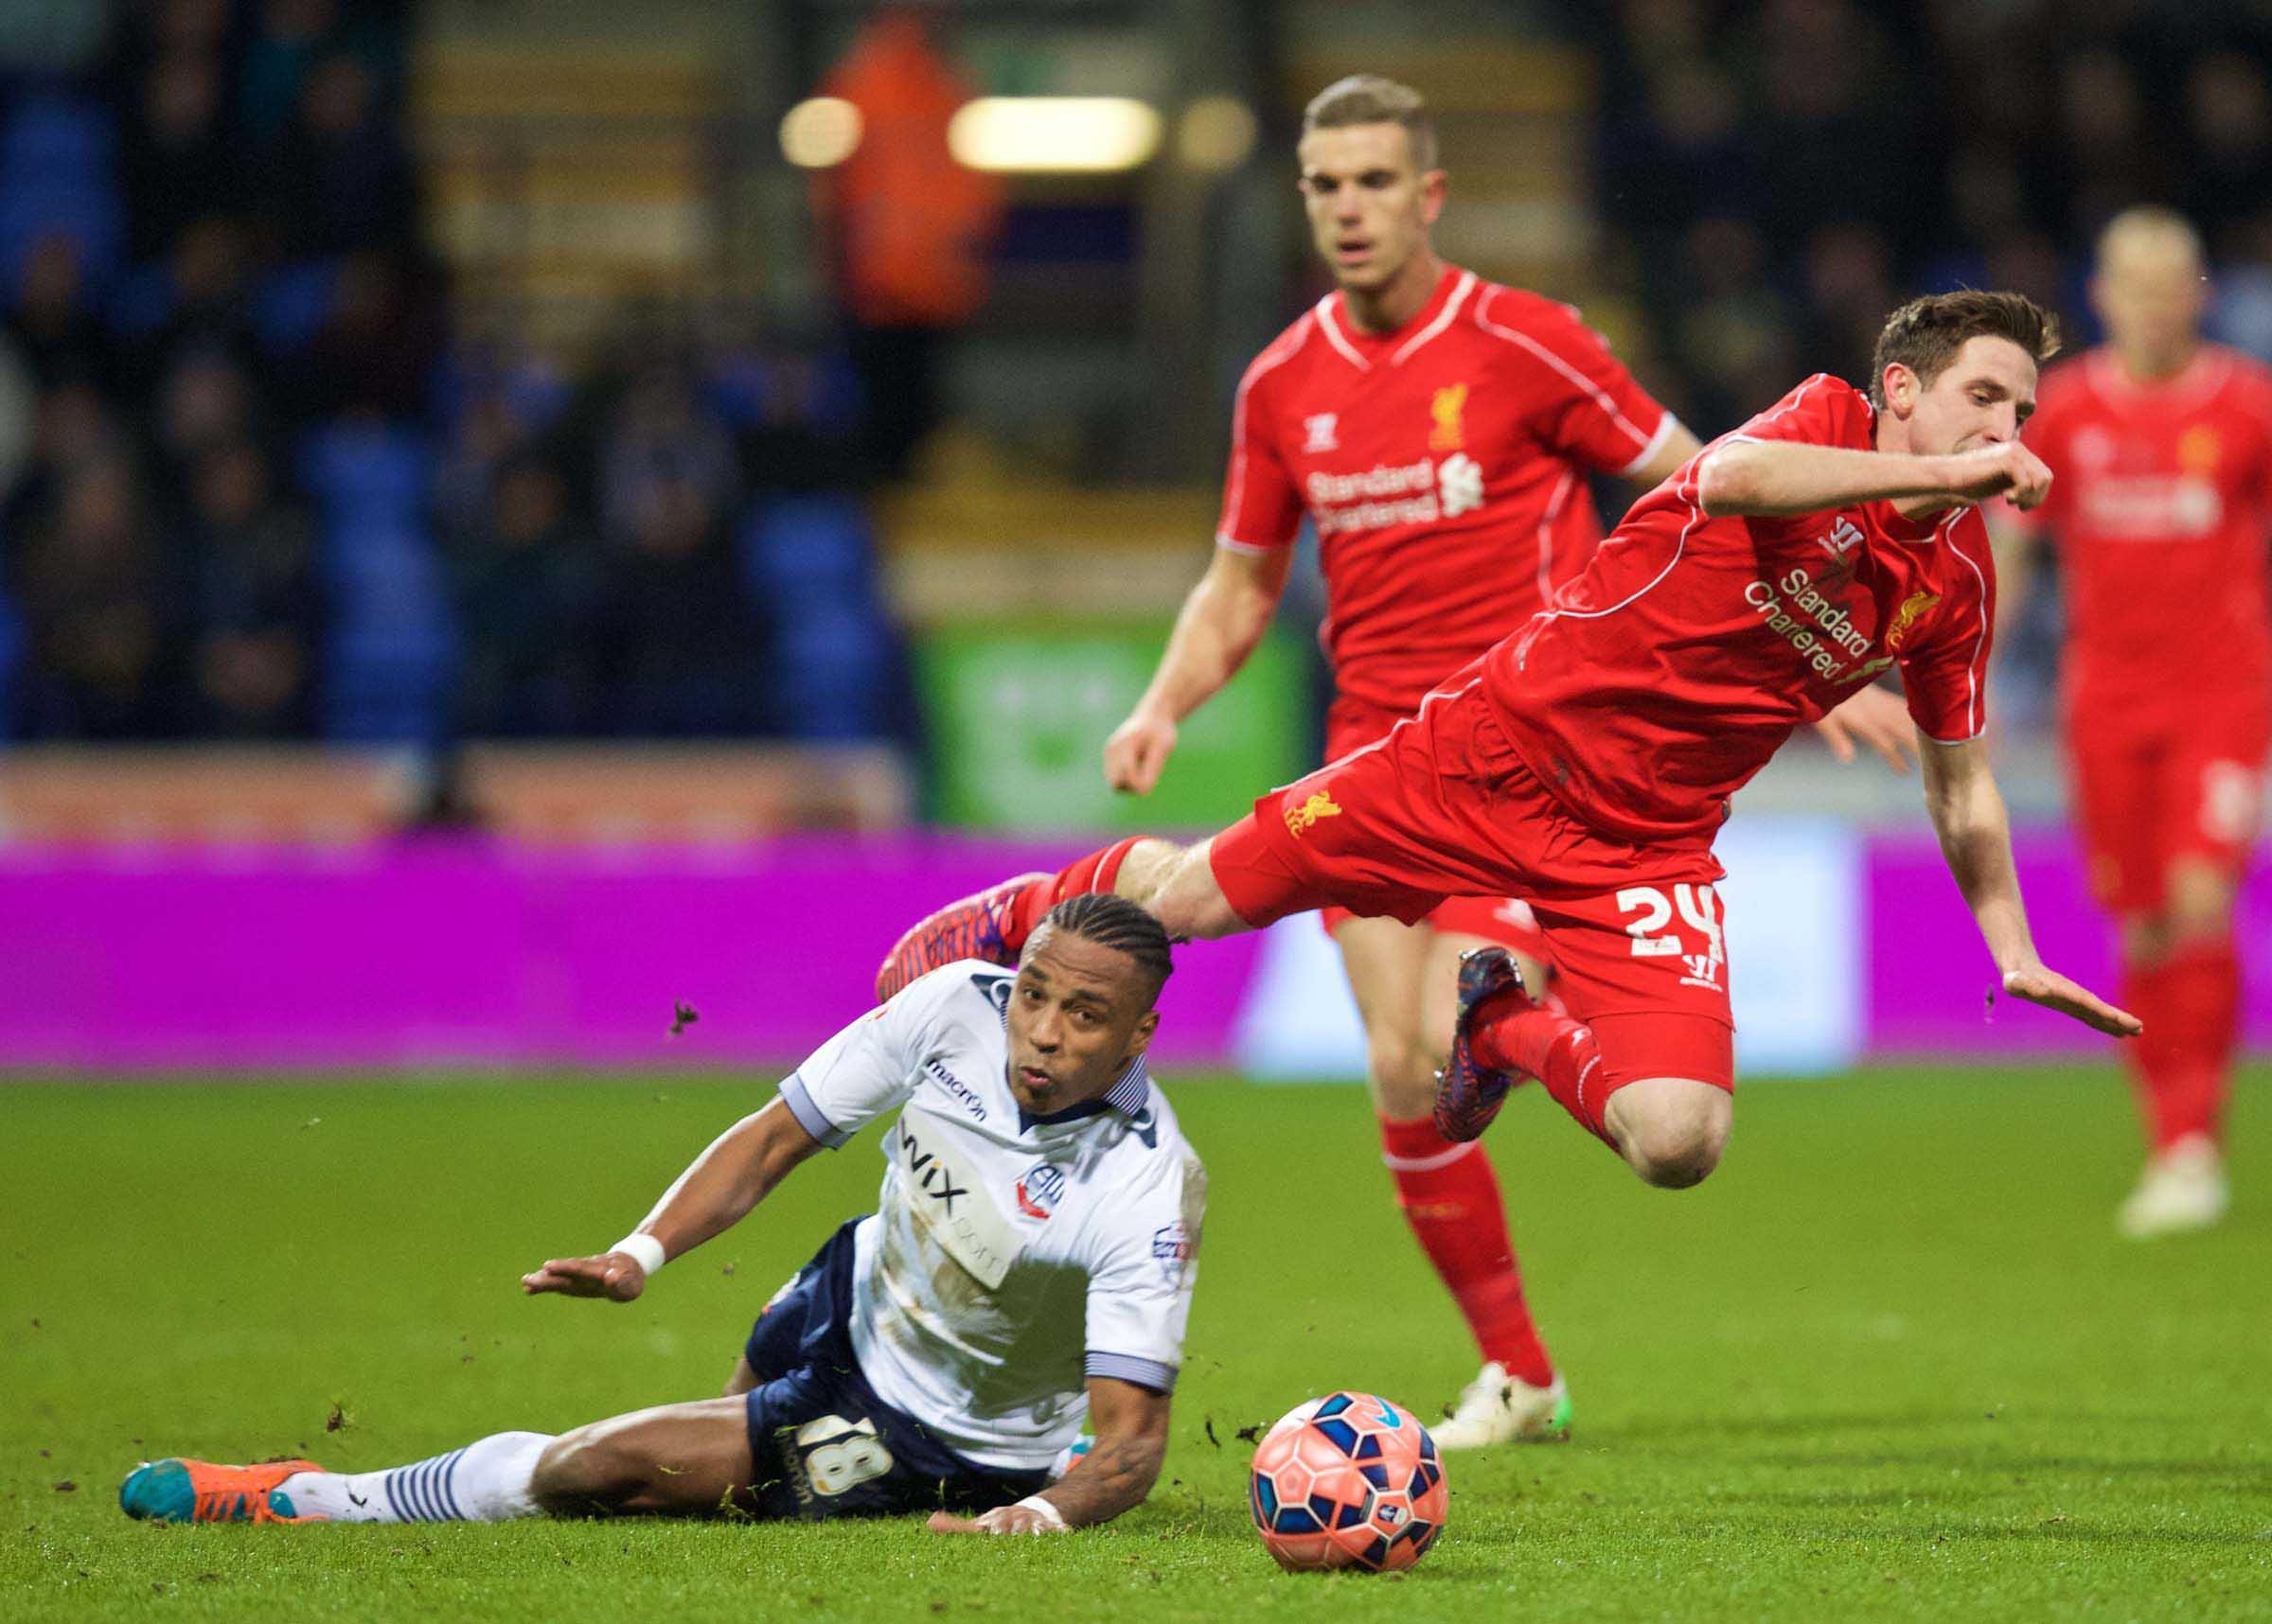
[915,619,1310,831]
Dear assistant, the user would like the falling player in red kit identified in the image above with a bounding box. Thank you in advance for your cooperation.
[1096,75,1693,1448]
[1995,208,2272,1237]
[879,290,2138,1227]
[1086,76,1911,1448]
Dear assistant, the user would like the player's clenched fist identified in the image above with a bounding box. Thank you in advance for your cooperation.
[1103,711,1178,795]
[1944,440,2053,510]
[520,1252,648,1301]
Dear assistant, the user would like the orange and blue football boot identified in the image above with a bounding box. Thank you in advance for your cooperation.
[119,1457,325,1525]
[1433,946,1527,1143]
[874,873,1046,1003]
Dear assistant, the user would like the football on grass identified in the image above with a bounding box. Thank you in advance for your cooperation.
[1248,1391,1447,1572]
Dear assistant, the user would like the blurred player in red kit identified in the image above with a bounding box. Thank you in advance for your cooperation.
[879,289,2139,1267]
[1996,208,2272,1237]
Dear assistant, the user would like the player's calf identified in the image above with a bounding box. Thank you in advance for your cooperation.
[530,1400,752,1516]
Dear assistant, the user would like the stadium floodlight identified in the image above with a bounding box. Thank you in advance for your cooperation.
[1178,96,1258,172]
[780,97,862,168]
[947,97,1163,173]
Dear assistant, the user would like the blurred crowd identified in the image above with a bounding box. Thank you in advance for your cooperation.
[1589,0,2272,432]
[0,0,900,747]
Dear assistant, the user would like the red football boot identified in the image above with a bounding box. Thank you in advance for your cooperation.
[874,873,1048,1003]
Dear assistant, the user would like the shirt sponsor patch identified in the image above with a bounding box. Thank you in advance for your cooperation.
[894,1116,1019,1290]
[1152,1222,1192,1268]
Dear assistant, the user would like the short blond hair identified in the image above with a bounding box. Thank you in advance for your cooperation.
[1302,74,1439,171]
[2096,205,2204,271]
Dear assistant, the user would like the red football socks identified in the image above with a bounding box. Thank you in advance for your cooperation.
[1004,837,1148,949]
[1376,1114,1554,1386]
[1469,989,1618,1149]
[2121,941,2238,1150]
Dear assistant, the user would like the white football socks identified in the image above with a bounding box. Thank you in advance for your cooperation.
[279,1430,554,1522]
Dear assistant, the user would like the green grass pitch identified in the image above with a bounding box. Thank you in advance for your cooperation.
[4,1066,2266,1622]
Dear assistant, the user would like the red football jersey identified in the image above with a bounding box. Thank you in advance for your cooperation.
[1481,375,1997,841]
[2021,345,2272,732]
[1216,265,1678,715]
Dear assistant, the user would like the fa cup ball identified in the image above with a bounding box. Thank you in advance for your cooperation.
[1248,1392,1447,1572]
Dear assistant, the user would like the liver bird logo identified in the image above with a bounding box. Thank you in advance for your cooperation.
[1886,590,1939,651]
[1284,791,1343,838]
[1429,384,1468,452]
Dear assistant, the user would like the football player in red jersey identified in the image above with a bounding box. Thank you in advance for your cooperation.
[1094,75,1911,1447]
[879,290,2137,1250]
[1099,74,1696,1448]
[1995,208,2272,1237]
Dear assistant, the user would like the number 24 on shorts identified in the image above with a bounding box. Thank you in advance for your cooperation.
[1616,883,1725,991]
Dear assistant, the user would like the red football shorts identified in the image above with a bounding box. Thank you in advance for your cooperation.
[1211,678,1735,1091]
[2068,706,2269,914]
[1315,691,1552,960]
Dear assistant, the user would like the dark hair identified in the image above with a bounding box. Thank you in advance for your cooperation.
[1038,893,1174,1004]
[1303,74,1439,171]
[1869,291,2060,407]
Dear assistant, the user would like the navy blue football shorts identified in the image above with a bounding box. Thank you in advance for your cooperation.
[738,1217,1049,1520]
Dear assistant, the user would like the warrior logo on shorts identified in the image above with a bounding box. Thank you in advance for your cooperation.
[1284,791,1343,838]
[1885,590,1939,652]
[1429,383,1468,452]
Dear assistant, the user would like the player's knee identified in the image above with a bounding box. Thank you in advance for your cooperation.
[530,1426,644,1513]
[1627,1130,1721,1190]
[1365,1029,1436,1120]
[1611,1081,1731,1190]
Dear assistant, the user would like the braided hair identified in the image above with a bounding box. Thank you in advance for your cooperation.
[1038,892,1175,1003]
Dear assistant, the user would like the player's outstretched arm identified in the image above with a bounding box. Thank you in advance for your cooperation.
[1105,545,1292,796]
[521,1098,824,1302]
[1699,438,2052,519]
[927,1377,1171,1536]
[1917,735,2141,1038]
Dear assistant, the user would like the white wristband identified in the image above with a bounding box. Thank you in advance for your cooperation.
[612,1232,666,1278]
[1012,1495,1068,1530]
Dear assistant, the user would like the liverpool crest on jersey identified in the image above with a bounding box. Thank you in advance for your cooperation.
[1886,591,1939,651]
[1429,384,1468,452]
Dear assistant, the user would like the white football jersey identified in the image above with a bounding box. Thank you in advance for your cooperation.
[777,961,1206,1472]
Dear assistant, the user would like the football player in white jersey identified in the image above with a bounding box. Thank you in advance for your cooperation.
[118,896,1205,1539]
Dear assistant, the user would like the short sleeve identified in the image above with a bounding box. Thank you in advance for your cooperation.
[1715,373,1863,452]
[1216,340,1305,554]
[1896,519,1997,744]
[1494,292,1679,477]
[775,978,931,1149]
[1080,1150,1205,1393]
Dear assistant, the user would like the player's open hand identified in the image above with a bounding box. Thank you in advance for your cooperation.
[1945,441,2053,510]
[520,1252,648,1301]
[1814,683,1916,774]
[2000,964,2143,1037]
[926,1506,1068,1537]
[1103,711,1178,796]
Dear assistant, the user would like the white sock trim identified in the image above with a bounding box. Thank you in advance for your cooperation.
[1381,1141,1480,1173]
